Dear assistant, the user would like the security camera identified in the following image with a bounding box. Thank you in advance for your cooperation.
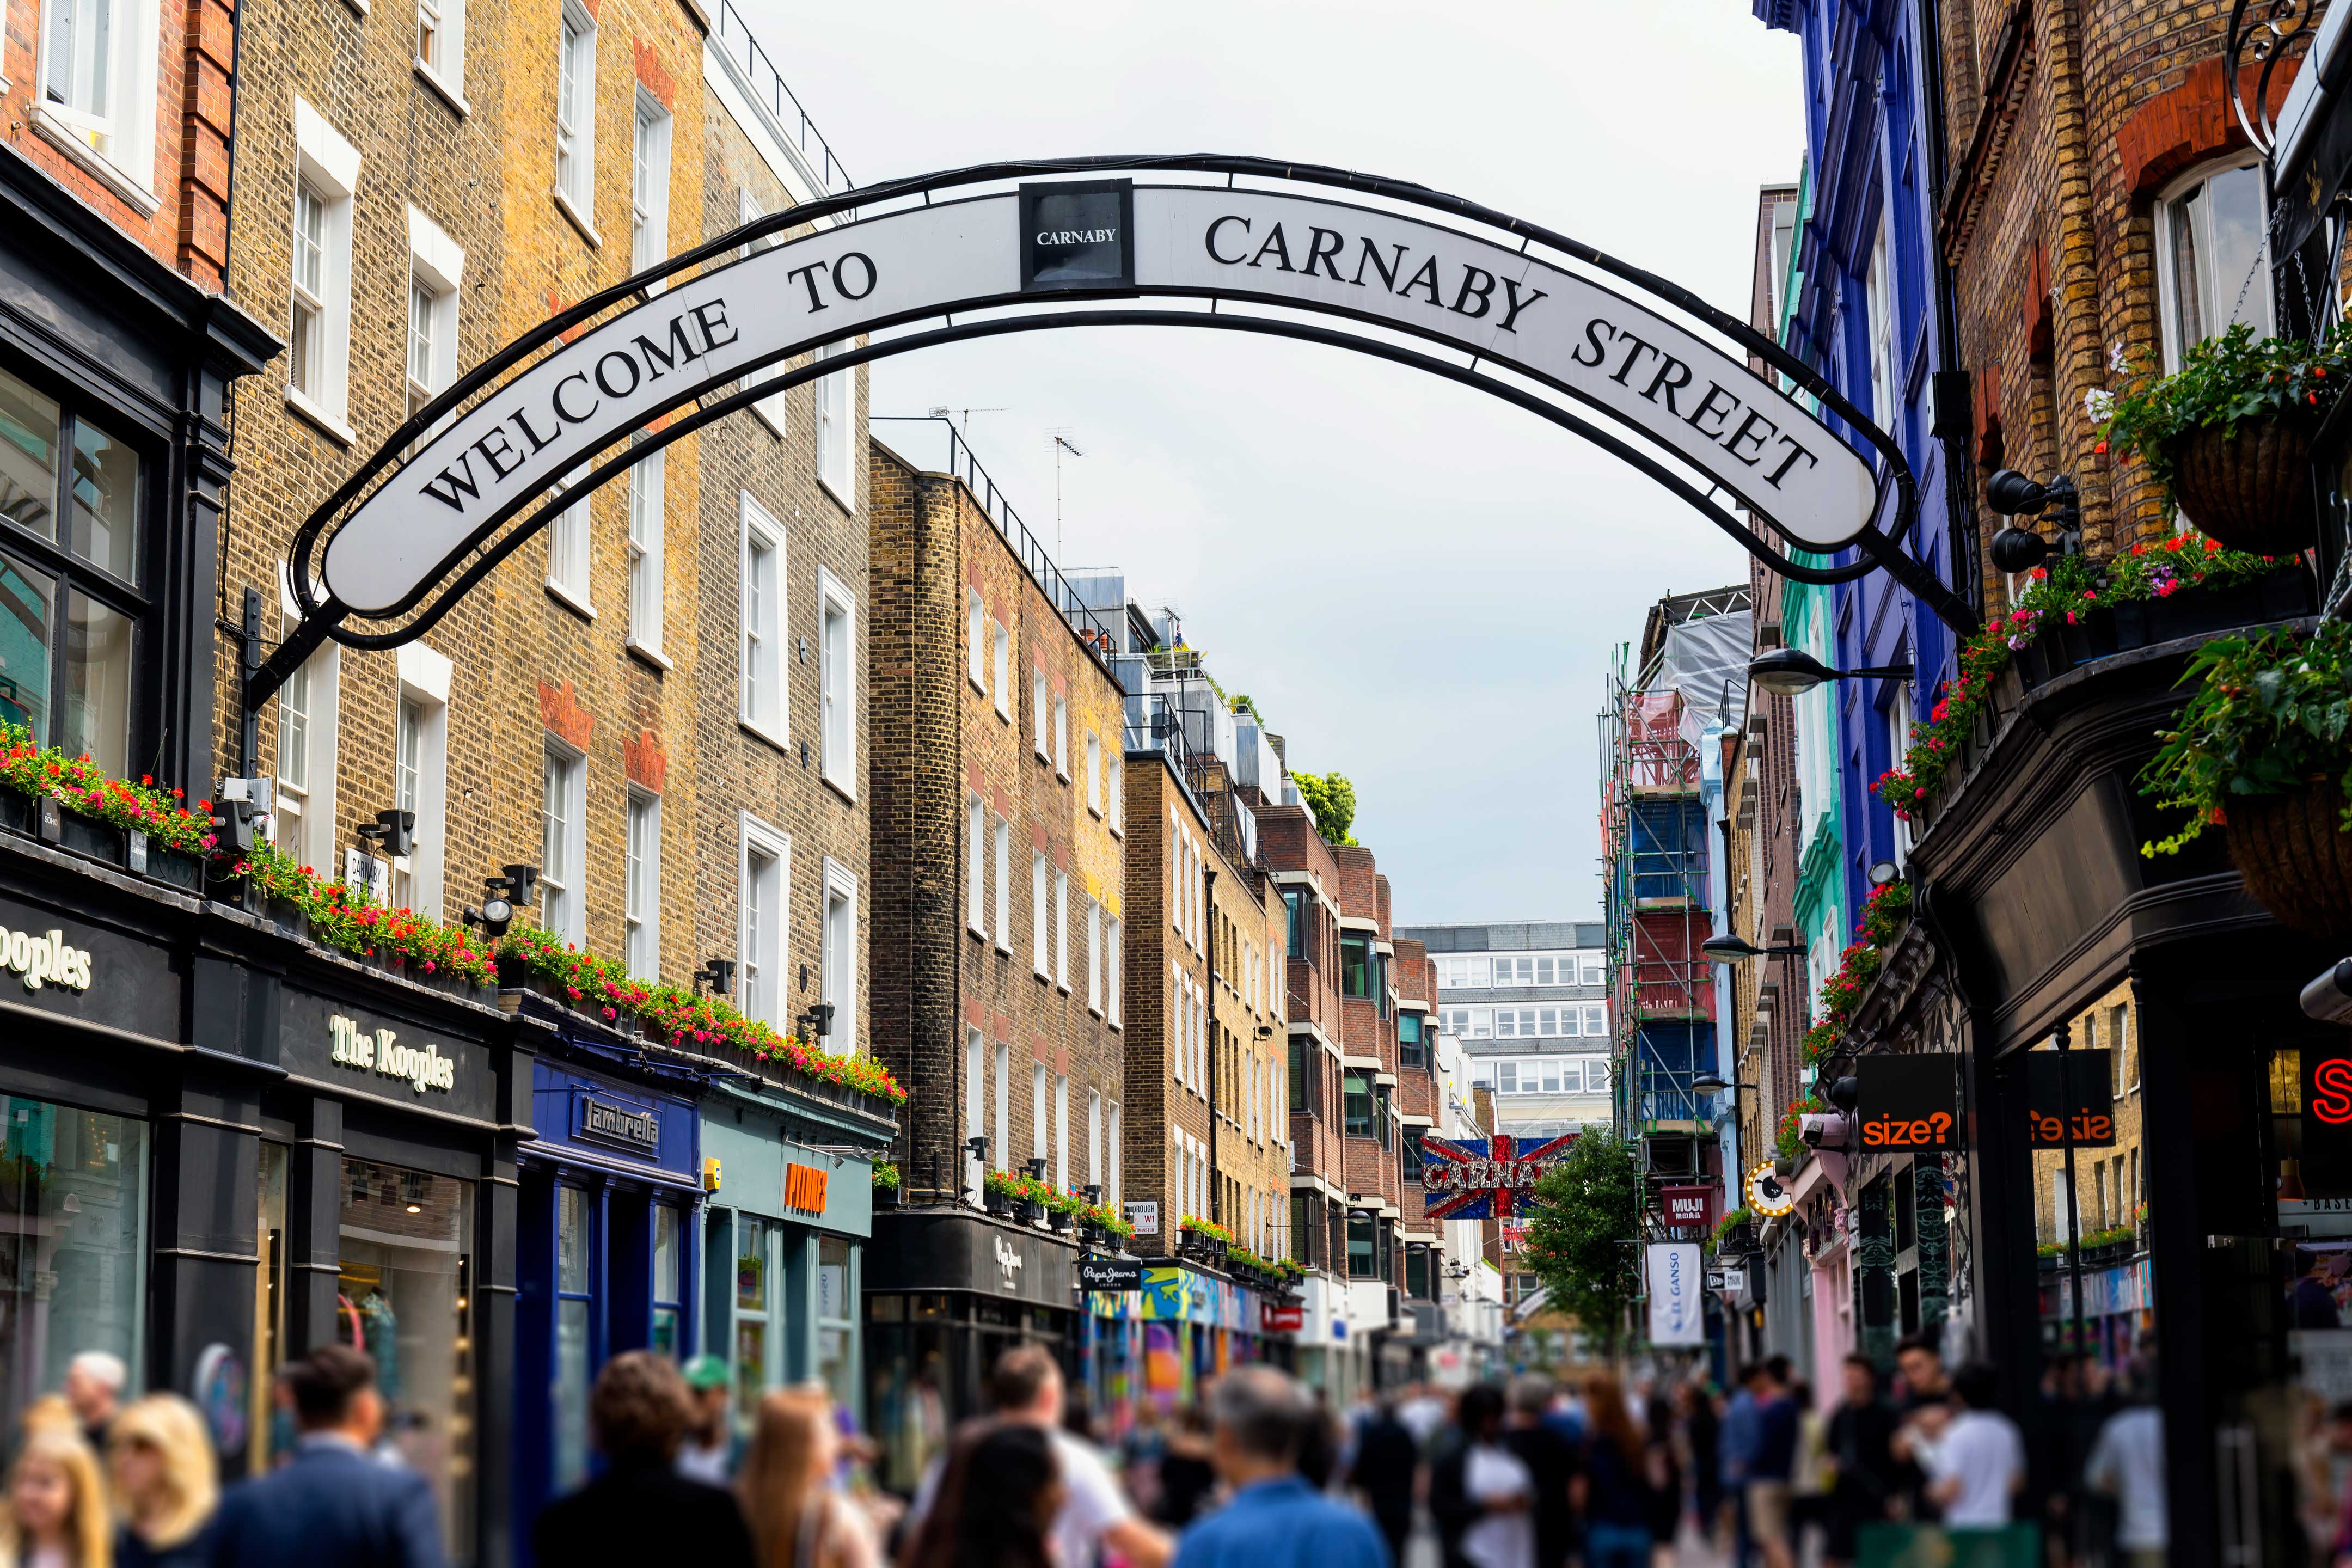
[1799,1112,1851,1150]
[2304,959,2352,1026]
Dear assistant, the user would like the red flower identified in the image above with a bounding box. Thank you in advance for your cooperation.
[2093,441,2109,455]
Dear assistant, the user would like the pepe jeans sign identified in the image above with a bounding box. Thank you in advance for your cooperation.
[0,924,93,993]
[327,1014,456,1094]
[320,182,1877,620]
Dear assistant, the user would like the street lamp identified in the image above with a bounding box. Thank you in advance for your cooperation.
[1689,1071,1756,1099]
[1700,933,1809,964]
[1748,648,1915,697]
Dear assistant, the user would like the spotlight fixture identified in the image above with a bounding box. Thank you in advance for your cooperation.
[1748,647,1915,697]
[466,864,540,936]
[1026,1156,1048,1181]
[965,1135,989,1162]
[694,957,737,996]
[1984,469,2083,572]
[1867,860,1903,887]
[794,1001,836,1040]
[1700,933,1809,964]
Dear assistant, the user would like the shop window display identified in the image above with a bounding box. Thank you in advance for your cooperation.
[338,1159,474,1565]
[0,1098,145,1428]
[552,1185,591,1490]
[736,1216,773,1418]
[816,1235,854,1410]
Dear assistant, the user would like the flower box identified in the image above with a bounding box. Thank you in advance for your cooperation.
[54,806,126,868]
[984,1188,1013,1217]
[2013,571,2319,694]
[128,831,205,893]
[874,1183,901,1211]
[0,790,30,838]
[1048,1206,1073,1233]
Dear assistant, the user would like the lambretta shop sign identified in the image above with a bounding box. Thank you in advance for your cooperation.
[321,183,1877,617]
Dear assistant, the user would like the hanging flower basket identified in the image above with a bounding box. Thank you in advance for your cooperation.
[2227,775,2352,944]
[2165,416,2318,555]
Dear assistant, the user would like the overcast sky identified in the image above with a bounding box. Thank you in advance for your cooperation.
[740,0,1804,924]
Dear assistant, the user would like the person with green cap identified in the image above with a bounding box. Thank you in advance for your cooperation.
[678,1356,737,1484]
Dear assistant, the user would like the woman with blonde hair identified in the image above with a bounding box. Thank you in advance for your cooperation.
[0,1425,112,1568]
[107,1396,217,1568]
[738,1387,878,1568]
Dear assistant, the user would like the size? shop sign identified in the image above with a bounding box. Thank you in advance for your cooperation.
[1857,1055,1965,1152]
[0,924,93,993]
[328,1014,456,1094]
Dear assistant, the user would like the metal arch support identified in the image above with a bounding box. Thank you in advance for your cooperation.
[255,154,1972,713]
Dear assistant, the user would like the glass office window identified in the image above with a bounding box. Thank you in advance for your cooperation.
[338,1159,475,1564]
[1343,1070,1373,1136]
[652,1205,681,1357]
[1341,934,1371,997]
[1347,1215,1376,1278]
[0,1099,146,1432]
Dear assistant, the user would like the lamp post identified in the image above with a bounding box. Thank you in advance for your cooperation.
[1700,934,1809,965]
[1748,648,1915,697]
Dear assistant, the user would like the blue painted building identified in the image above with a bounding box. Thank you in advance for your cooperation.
[1756,0,1971,922]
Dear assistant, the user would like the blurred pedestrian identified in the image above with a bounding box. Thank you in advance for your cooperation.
[2084,1394,2165,1568]
[0,1425,109,1568]
[107,1395,217,1568]
[902,1424,1061,1568]
[677,1355,738,1484]
[1639,1385,1680,1559]
[1504,1378,1576,1568]
[1430,1385,1532,1568]
[1171,1368,1385,1568]
[210,1346,444,1568]
[1719,1364,1761,1564]
[738,1387,880,1568]
[62,1357,125,1457]
[1822,1357,1897,1568]
[1569,1374,1652,1568]
[1888,1333,1951,1523]
[1745,1358,1797,1568]
[1343,1397,1419,1568]
[1786,1382,1828,1565]
[534,1351,752,1568]
[1678,1381,1720,1552]
[1154,1408,1217,1530]
[1922,1364,2023,1528]
[903,1346,1170,1568]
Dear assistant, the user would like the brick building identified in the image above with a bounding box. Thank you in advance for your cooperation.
[861,433,1126,1422]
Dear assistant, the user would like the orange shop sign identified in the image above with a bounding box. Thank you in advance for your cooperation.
[782,1162,830,1215]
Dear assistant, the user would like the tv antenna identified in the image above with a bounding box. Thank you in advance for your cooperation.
[1049,428,1083,559]
[927,405,1006,436]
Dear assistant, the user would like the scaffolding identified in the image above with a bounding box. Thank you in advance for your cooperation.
[1597,586,1751,1186]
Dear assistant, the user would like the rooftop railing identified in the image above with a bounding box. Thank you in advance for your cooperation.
[712,0,856,200]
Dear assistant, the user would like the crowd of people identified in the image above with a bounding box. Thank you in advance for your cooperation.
[0,1332,2175,1568]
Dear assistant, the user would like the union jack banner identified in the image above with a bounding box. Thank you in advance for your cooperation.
[1418,1132,1577,1221]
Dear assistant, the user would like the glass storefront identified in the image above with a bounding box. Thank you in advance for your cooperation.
[338,1159,474,1565]
[553,1186,590,1491]
[734,1215,772,1419]
[866,1294,1073,1490]
[817,1235,855,1410]
[250,1144,289,1474]
[0,1096,145,1426]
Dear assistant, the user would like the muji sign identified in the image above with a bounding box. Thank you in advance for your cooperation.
[314,180,1883,621]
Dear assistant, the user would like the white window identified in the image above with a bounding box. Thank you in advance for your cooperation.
[1088,1091,1102,1191]
[1053,696,1068,777]
[1172,971,1186,1087]
[967,591,987,691]
[1055,871,1070,990]
[388,642,450,917]
[966,794,987,935]
[2155,157,2273,371]
[990,622,1012,721]
[629,94,671,277]
[817,566,856,795]
[817,339,855,505]
[272,608,340,874]
[738,817,787,1026]
[993,1042,1009,1171]
[1086,898,1102,1014]
[739,495,785,742]
[1032,670,1049,758]
[544,464,592,613]
[1107,758,1123,831]
[1167,816,1180,933]
[1497,1062,1518,1094]
[1086,732,1101,814]
[540,742,586,948]
[287,101,360,433]
[1055,1074,1069,1195]
[1866,217,1896,442]
[403,204,463,431]
[1109,1103,1120,1205]
[822,860,857,1053]
[413,0,464,107]
[1032,1062,1048,1166]
[993,815,1011,951]
[1031,853,1050,977]
[626,445,665,656]
[738,188,789,433]
[554,3,597,225]
[1584,1003,1607,1036]
[623,789,660,979]
[965,1028,985,1193]
[34,0,162,206]
[1108,918,1123,1027]
[1888,679,1915,869]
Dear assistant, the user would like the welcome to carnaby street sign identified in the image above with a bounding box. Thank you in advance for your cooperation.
[267,155,1952,709]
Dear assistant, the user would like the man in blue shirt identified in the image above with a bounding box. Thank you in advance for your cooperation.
[1720,1362,1764,1566]
[1173,1366,1391,1568]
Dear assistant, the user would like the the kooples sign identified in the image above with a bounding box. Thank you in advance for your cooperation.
[322,180,1881,622]
[328,1014,456,1094]
[0,923,93,993]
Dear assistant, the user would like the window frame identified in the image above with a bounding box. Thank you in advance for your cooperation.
[737,188,790,433]
[32,0,163,209]
[965,793,987,937]
[816,565,856,798]
[623,786,660,981]
[388,641,449,917]
[539,738,586,949]
[553,2,598,233]
[992,814,1011,953]
[412,0,465,110]
[1030,850,1050,978]
[2153,154,2275,375]
[286,100,360,437]
[991,620,1010,720]
[737,814,789,1027]
[967,590,987,692]
[738,493,786,745]
[628,90,672,278]
[821,857,858,1054]
[816,340,855,506]
[626,442,665,659]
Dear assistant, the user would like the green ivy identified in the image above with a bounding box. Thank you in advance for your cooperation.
[2138,617,2352,855]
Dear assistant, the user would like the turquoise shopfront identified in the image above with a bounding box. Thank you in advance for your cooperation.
[700,1074,891,1426]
